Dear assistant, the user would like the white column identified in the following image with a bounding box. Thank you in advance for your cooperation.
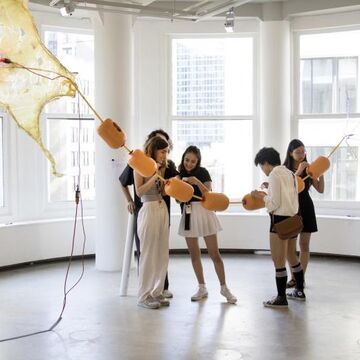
[93,13,134,271]
[260,20,291,157]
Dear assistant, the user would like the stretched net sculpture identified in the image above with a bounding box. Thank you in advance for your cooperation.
[0,0,76,176]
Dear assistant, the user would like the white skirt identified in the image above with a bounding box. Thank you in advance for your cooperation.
[178,202,222,237]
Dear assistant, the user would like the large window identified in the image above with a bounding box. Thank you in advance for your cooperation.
[171,37,254,200]
[44,28,95,203]
[296,30,360,202]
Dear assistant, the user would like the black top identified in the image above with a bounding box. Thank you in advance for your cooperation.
[119,160,178,215]
[296,169,318,233]
[178,167,211,202]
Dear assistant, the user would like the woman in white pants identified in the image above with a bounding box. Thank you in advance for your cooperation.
[134,136,170,309]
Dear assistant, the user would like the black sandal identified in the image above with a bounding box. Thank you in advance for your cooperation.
[286,279,296,288]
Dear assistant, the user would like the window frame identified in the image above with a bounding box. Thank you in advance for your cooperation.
[168,33,259,211]
[0,111,18,220]
[293,27,360,215]
[38,25,95,216]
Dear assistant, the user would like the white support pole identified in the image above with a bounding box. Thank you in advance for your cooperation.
[93,13,134,271]
[120,214,135,296]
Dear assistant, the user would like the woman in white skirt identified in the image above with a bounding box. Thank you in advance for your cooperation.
[178,146,237,304]
[134,136,171,309]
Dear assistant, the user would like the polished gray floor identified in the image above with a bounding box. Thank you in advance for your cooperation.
[0,254,359,360]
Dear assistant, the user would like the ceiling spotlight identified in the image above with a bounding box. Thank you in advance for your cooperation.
[224,7,234,33]
[60,1,75,16]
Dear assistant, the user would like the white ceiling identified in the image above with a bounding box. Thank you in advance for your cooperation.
[28,0,360,21]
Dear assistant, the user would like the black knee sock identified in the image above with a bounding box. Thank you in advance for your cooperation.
[275,268,287,297]
[291,263,304,291]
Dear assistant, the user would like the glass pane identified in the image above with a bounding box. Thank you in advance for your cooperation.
[299,118,360,201]
[0,116,3,207]
[47,118,95,202]
[172,120,252,200]
[44,31,94,115]
[300,59,312,113]
[338,58,357,113]
[172,38,253,116]
[312,59,333,113]
[300,30,360,114]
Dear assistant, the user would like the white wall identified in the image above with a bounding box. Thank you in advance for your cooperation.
[0,218,95,267]
[170,213,360,256]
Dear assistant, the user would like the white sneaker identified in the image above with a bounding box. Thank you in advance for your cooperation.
[191,286,208,301]
[220,286,237,304]
[138,296,160,309]
[162,289,173,299]
[154,294,170,306]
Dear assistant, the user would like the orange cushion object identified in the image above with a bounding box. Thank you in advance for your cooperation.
[164,178,194,203]
[296,176,305,193]
[242,192,266,210]
[128,149,157,177]
[201,192,230,212]
[306,156,330,179]
[97,118,127,149]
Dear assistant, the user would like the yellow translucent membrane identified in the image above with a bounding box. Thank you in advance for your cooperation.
[0,0,76,176]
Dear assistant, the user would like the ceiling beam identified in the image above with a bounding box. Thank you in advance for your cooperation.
[195,0,252,21]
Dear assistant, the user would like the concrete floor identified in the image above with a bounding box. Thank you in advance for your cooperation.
[0,254,359,360]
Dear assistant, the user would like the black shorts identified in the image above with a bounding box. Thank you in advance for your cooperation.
[269,214,291,233]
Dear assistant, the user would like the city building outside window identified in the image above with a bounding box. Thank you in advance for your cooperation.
[171,37,255,201]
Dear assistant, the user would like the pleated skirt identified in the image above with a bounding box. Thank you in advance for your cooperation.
[178,202,222,237]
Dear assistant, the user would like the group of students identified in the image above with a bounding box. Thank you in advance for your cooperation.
[119,129,236,309]
[119,131,324,310]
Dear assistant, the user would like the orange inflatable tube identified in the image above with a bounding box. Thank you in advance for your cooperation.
[242,192,266,210]
[306,156,330,179]
[164,178,194,203]
[97,118,126,149]
[201,192,230,212]
[128,149,157,177]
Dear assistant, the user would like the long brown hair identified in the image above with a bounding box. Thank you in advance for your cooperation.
[144,136,169,168]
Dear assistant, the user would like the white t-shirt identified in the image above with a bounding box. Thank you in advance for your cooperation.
[263,165,299,216]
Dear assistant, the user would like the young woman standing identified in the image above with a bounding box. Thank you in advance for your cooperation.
[283,139,324,288]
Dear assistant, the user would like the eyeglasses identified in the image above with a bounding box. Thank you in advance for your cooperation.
[293,150,306,155]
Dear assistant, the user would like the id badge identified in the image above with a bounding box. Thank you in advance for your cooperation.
[185,204,192,214]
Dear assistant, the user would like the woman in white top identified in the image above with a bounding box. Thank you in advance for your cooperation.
[134,136,170,310]
[251,147,306,308]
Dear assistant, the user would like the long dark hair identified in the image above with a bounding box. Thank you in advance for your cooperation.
[283,139,307,171]
[178,146,201,174]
